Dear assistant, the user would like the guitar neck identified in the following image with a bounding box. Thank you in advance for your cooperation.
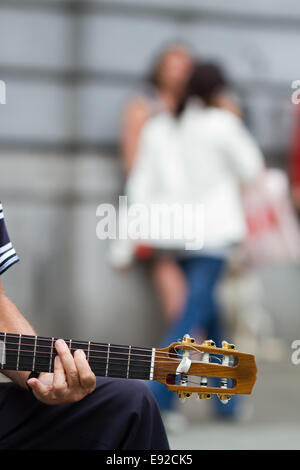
[0,332,155,381]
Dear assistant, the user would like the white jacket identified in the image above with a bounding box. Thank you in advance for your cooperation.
[126,103,264,251]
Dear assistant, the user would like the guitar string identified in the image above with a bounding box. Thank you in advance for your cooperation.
[1,357,228,389]
[0,333,222,358]
[2,349,227,385]
[0,340,210,363]
[1,345,232,388]
[0,342,180,363]
[0,345,221,370]
[2,348,179,369]
[0,331,233,387]
[0,338,219,363]
[0,333,171,355]
[0,344,223,368]
[1,346,218,369]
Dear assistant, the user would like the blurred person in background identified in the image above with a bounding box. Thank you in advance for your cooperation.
[121,43,194,173]
[118,47,243,328]
[118,44,194,324]
[126,62,265,428]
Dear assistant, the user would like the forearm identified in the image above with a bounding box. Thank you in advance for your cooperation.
[121,99,150,175]
[0,282,36,388]
[0,284,97,406]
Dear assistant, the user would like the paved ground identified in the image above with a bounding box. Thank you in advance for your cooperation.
[168,360,300,450]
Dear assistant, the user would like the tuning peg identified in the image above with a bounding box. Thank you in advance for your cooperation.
[182,334,195,344]
[197,393,212,400]
[218,394,232,404]
[177,391,192,400]
[221,340,236,350]
[202,339,216,347]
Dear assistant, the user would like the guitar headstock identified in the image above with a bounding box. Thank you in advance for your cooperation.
[153,334,257,403]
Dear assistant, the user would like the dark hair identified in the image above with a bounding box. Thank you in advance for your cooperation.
[187,62,229,105]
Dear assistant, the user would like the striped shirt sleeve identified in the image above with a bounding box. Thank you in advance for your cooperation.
[0,202,19,275]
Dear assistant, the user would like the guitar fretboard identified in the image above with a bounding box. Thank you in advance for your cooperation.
[0,332,155,381]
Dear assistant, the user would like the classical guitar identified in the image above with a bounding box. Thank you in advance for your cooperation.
[0,332,257,403]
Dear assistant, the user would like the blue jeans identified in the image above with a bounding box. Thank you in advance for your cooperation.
[149,255,239,418]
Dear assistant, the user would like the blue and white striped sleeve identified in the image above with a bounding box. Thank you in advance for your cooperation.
[0,202,19,275]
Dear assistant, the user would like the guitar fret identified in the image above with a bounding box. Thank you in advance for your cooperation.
[1,332,6,369]
[87,341,91,362]
[49,337,54,372]
[69,339,89,364]
[149,348,156,380]
[16,334,21,371]
[105,344,110,377]
[35,336,54,373]
[129,346,152,380]
[32,336,37,371]
[126,345,132,379]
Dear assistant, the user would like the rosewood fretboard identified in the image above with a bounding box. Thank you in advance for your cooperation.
[0,332,155,381]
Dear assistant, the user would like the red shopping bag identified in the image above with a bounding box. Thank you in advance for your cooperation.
[242,169,300,266]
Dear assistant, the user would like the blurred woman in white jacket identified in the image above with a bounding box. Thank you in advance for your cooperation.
[127,63,264,420]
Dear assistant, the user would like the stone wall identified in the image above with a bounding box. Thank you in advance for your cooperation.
[0,0,299,345]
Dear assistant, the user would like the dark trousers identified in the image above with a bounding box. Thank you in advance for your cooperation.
[0,377,169,450]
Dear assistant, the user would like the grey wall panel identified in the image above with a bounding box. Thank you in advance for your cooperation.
[76,83,136,142]
[244,94,293,151]
[0,3,297,152]
[0,81,74,141]
[95,0,300,19]
[184,23,299,83]
[73,153,123,196]
[0,9,74,70]
[80,12,299,83]
[79,13,178,75]
[70,201,163,346]
[0,153,164,345]
[76,82,293,151]
[0,153,75,196]
[5,0,300,19]
[2,200,74,337]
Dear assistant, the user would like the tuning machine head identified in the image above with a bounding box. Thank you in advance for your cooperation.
[218,394,232,404]
[177,391,192,400]
[182,334,195,345]
[202,339,216,347]
[221,341,236,350]
[197,393,212,400]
